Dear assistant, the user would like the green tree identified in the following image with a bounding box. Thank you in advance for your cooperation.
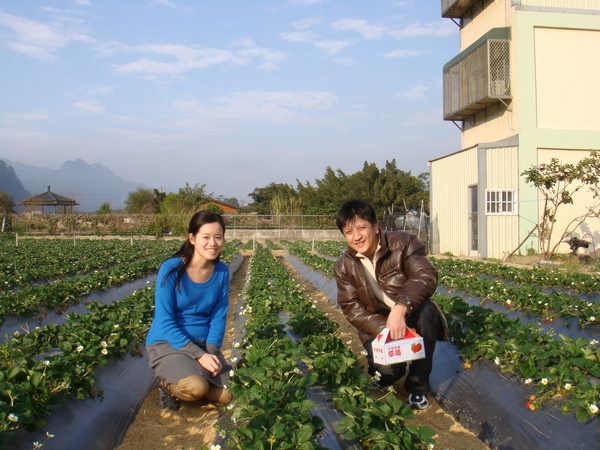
[249,161,430,217]
[125,188,157,214]
[0,191,15,215]
[97,202,112,214]
[522,150,600,259]
[204,203,224,214]
[214,195,240,207]
[375,160,429,214]
[248,183,297,214]
[154,189,166,209]
[159,183,209,216]
[296,166,348,215]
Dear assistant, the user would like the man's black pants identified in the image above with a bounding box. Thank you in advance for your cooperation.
[364,297,441,395]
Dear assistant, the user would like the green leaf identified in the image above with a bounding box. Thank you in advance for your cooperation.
[292,424,314,444]
[59,341,73,353]
[6,366,22,380]
[30,372,43,388]
[575,408,591,423]
[335,415,355,433]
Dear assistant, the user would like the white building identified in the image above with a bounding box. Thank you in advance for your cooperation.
[430,0,600,258]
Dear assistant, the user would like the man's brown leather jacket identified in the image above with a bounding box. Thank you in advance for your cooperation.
[334,230,438,345]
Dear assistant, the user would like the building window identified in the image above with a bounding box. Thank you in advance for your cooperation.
[486,189,517,215]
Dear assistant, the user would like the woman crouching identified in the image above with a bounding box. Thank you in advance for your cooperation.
[146,210,233,410]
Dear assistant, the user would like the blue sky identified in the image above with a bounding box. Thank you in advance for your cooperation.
[0,0,460,203]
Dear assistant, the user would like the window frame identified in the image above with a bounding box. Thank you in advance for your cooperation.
[485,189,518,215]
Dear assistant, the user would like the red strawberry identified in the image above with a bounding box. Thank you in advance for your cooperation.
[411,343,422,353]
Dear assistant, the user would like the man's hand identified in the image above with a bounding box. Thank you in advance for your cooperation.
[197,353,222,377]
[387,304,407,340]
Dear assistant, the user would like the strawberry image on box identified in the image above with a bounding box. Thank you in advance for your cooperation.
[371,328,426,365]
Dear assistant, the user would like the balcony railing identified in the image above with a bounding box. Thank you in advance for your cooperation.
[443,28,511,121]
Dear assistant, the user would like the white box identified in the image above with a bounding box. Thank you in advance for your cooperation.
[372,328,425,365]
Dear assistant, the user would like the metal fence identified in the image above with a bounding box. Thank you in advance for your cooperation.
[4,213,337,236]
[3,212,433,247]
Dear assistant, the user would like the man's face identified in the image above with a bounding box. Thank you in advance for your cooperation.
[342,217,379,260]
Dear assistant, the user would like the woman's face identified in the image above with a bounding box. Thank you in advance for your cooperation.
[189,221,224,262]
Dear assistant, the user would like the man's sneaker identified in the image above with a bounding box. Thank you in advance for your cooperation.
[159,385,179,411]
[407,393,429,410]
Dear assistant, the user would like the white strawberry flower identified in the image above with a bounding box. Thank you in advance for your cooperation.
[589,404,598,414]
[76,345,84,352]
[541,378,548,385]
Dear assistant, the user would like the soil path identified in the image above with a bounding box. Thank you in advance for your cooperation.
[118,254,488,449]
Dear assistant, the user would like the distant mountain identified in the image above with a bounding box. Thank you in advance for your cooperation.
[1,158,141,212]
[0,160,31,204]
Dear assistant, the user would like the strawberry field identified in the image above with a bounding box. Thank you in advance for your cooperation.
[0,236,598,449]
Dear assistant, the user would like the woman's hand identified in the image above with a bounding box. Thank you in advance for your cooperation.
[197,353,222,377]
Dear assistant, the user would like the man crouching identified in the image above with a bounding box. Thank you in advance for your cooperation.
[334,200,447,410]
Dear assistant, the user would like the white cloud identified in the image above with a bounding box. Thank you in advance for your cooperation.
[387,21,456,39]
[313,39,352,54]
[72,101,105,114]
[173,91,337,125]
[0,11,70,61]
[399,85,429,100]
[1,111,50,125]
[289,0,327,5]
[332,56,354,66]
[114,40,286,77]
[114,44,238,75]
[149,0,177,8]
[382,49,424,58]
[331,18,385,40]
[232,38,287,70]
[91,86,114,94]
[292,18,321,29]
[73,0,92,6]
[280,31,319,43]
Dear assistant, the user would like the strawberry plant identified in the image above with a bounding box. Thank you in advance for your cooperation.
[437,268,599,325]
[435,293,600,423]
[432,257,600,294]
[0,239,180,290]
[224,246,434,449]
[0,287,156,443]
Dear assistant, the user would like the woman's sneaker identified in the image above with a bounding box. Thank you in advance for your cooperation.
[158,385,179,411]
[407,393,429,410]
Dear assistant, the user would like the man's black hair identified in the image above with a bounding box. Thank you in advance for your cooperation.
[336,200,377,232]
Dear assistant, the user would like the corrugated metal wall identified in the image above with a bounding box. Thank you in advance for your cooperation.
[430,147,478,256]
[485,146,520,258]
